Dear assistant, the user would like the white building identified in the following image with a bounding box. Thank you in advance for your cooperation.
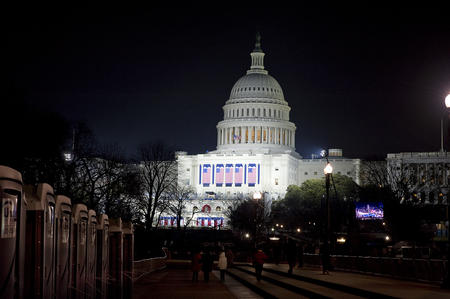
[160,35,361,228]
[386,151,449,204]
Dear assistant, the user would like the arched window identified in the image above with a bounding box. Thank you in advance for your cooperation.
[216,206,222,212]
[193,206,198,212]
[202,205,211,213]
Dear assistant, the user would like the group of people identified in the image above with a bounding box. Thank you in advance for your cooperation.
[190,239,330,284]
[191,248,234,282]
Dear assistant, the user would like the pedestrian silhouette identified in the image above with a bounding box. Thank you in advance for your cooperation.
[218,248,227,282]
[286,238,296,275]
[320,242,330,275]
[225,248,234,268]
[253,249,268,282]
[297,242,304,268]
[191,249,202,282]
[201,249,213,282]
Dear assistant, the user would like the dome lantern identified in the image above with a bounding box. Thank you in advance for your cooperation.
[248,33,267,74]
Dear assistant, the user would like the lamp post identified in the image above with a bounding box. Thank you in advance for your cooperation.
[442,93,450,288]
[324,162,333,251]
[253,191,263,248]
[441,94,450,152]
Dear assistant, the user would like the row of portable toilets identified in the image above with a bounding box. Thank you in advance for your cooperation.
[0,165,134,299]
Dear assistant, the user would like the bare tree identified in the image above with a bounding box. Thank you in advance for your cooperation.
[361,160,412,203]
[137,143,177,231]
[166,184,195,229]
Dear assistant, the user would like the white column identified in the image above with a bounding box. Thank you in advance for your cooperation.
[275,127,278,144]
[292,130,295,148]
[254,126,256,143]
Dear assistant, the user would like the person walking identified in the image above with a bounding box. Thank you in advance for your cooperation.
[201,250,213,282]
[253,249,268,282]
[297,242,304,268]
[320,242,330,275]
[191,249,202,282]
[225,248,234,268]
[218,248,227,282]
[286,238,297,275]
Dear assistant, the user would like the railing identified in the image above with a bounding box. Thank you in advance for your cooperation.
[133,247,168,281]
[303,253,447,283]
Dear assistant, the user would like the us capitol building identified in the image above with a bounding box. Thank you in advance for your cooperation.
[159,35,362,228]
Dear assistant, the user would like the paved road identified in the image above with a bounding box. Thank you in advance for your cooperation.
[262,263,450,298]
[133,268,261,299]
[133,261,450,298]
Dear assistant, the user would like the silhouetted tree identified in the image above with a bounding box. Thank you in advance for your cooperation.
[137,142,177,231]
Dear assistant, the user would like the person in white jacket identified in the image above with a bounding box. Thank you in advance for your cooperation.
[218,249,228,282]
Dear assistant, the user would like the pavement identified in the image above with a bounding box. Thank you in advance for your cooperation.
[133,261,450,298]
[133,267,262,299]
[257,263,450,298]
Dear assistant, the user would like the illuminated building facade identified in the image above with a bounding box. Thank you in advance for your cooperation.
[160,35,361,228]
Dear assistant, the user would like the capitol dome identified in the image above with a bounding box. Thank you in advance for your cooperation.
[214,34,298,156]
[228,73,286,103]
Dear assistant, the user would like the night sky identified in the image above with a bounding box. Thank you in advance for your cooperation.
[6,4,450,159]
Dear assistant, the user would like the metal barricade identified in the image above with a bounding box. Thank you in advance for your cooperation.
[0,165,25,299]
[55,195,72,299]
[23,183,56,299]
[109,218,123,299]
[96,214,109,299]
[86,210,97,299]
[71,204,88,299]
[123,222,134,299]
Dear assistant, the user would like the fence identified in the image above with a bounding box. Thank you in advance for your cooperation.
[0,165,135,299]
[303,253,447,283]
[133,247,168,281]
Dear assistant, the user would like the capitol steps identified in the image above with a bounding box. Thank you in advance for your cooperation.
[226,267,307,298]
[231,264,386,299]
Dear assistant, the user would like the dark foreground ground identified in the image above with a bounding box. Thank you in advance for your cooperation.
[134,261,450,299]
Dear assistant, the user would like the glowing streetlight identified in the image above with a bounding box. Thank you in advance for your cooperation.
[441,93,450,152]
[385,235,390,241]
[337,237,346,244]
[323,159,333,273]
[297,228,301,233]
[444,94,450,288]
[324,162,333,175]
[245,233,250,238]
[445,93,450,108]
[253,191,262,200]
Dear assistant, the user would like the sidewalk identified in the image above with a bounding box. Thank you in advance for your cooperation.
[260,263,450,298]
[133,267,261,299]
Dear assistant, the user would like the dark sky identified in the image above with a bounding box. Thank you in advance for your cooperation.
[6,4,450,159]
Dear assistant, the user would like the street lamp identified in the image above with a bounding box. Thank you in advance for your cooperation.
[323,160,333,273]
[442,93,450,289]
[253,191,262,200]
[253,191,264,247]
[441,93,450,152]
[324,162,333,241]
